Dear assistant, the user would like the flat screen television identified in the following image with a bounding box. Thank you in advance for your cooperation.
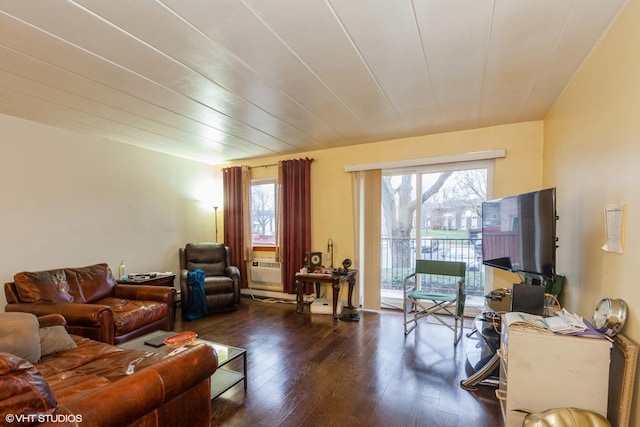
[481,188,557,281]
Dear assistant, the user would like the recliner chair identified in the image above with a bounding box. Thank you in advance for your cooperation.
[179,243,241,318]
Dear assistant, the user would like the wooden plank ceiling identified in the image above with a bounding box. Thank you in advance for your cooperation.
[0,0,628,164]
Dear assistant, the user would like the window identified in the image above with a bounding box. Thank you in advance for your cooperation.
[380,161,492,309]
[251,179,277,247]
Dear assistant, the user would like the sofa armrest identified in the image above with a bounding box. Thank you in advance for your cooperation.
[37,313,67,328]
[0,353,57,418]
[113,284,176,303]
[52,343,217,426]
[6,302,116,344]
[5,302,112,327]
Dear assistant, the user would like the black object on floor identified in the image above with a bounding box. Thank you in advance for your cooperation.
[340,311,360,321]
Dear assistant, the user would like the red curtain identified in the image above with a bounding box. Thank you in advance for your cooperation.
[223,166,249,288]
[280,158,313,294]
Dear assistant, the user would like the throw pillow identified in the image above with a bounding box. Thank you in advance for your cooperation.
[0,313,41,364]
[39,325,77,357]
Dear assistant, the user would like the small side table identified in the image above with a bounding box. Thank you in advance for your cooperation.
[295,270,357,319]
[118,274,176,287]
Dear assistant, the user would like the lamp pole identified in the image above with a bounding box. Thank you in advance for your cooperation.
[213,206,219,242]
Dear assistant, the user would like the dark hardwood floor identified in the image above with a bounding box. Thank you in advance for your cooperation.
[174,297,502,427]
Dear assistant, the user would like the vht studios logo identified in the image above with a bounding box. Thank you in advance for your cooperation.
[5,413,83,424]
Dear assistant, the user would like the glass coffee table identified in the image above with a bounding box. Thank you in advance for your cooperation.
[119,330,247,399]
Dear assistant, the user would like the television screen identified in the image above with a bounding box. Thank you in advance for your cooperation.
[481,188,556,280]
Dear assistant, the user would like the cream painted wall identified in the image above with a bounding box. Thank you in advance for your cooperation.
[545,0,639,422]
[0,114,220,310]
[545,1,639,423]
[226,121,544,294]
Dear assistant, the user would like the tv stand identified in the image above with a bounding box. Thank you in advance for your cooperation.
[460,314,501,390]
[460,292,510,390]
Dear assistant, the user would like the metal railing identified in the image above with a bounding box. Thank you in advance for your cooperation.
[381,237,484,296]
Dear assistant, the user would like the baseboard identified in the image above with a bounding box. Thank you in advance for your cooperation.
[240,288,314,302]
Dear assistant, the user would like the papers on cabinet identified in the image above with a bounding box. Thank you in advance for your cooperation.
[505,309,588,334]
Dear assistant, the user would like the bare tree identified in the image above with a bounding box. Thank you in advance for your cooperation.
[251,184,274,236]
[382,171,453,268]
[382,169,486,268]
[450,169,486,220]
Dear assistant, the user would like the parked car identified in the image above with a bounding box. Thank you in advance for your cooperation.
[474,233,482,253]
[443,247,480,271]
[421,237,439,253]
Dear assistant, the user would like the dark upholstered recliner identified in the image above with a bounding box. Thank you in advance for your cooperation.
[4,263,175,345]
[179,243,241,317]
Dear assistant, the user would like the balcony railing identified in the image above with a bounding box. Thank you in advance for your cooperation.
[381,237,485,297]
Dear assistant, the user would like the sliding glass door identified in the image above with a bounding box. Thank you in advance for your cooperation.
[381,163,489,309]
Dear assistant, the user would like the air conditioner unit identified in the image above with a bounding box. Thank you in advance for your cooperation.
[250,260,282,284]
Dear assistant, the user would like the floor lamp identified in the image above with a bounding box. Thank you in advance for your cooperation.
[213,206,218,242]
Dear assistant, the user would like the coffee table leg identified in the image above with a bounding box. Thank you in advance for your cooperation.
[295,278,304,314]
[242,351,247,391]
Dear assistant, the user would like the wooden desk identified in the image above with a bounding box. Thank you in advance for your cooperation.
[117,274,176,287]
[295,270,357,319]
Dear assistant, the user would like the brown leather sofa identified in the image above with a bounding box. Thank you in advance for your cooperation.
[4,263,176,344]
[0,314,217,427]
[179,243,241,317]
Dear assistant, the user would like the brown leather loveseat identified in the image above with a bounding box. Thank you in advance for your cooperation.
[4,263,176,344]
[0,313,217,427]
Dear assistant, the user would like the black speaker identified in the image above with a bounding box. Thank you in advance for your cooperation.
[510,283,545,316]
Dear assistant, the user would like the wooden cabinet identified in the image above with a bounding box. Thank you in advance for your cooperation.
[498,320,611,427]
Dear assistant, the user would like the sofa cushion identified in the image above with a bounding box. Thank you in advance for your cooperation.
[95,297,169,335]
[0,352,57,422]
[13,269,73,303]
[203,276,234,294]
[0,313,41,364]
[13,264,118,304]
[64,263,117,303]
[38,336,165,404]
[40,326,77,357]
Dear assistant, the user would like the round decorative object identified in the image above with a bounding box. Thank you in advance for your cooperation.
[342,258,352,269]
[592,298,627,337]
[310,253,322,266]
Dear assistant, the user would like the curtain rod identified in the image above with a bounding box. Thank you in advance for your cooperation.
[250,158,315,169]
[344,150,504,172]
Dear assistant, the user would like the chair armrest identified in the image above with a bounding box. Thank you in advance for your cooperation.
[5,302,112,327]
[37,313,67,328]
[403,273,417,292]
[179,269,190,310]
[225,266,241,303]
[225,265,240,278]
[403,272,417,281]
[113,284,176,303]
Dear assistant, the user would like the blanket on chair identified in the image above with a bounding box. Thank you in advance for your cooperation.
[186,269,208,320]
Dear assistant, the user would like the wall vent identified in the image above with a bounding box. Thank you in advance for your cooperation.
[250,260,282,284]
